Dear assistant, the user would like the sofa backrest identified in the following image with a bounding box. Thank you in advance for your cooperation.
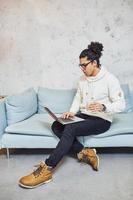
[37,87,76,114]
[121,84,133,113]
[2,84,133,127]
[38,84,133,114]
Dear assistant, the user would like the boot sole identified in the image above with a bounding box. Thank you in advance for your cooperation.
[92,148,99,171]
[19,178,53,189]
[93,154,99,171]
[92,148,97,155]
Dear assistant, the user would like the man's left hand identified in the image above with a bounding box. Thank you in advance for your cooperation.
[86,102,105,112]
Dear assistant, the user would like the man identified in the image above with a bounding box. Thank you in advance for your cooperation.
[19,41,125,188]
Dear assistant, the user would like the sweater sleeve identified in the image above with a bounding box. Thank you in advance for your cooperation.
[69,83,81,114]
[104,75,126,113]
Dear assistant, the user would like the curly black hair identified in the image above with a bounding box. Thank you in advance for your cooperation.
[79,42,104,67]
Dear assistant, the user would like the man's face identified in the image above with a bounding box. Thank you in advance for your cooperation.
[79,56,96,77]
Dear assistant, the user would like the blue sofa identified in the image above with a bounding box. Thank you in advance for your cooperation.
[0,85,133,158]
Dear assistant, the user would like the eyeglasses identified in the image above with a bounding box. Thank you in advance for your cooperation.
[79,61,92,69]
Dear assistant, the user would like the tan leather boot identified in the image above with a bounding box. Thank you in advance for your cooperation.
[19,161,53,188]
[77,148,99,171]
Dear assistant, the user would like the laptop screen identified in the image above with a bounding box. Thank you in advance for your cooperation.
[44,107,59,121]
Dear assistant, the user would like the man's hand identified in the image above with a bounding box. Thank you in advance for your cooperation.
[86,102,105,112]
[61,112,75,119]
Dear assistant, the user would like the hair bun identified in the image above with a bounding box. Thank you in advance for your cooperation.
[88,41,104,58]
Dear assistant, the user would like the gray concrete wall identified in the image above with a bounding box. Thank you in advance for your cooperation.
[0,0,133,95]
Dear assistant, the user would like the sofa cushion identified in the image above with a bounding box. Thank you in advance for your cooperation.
[90,112,133,138]
[83,112,133,147]
[121,84,132,112]
[5,113,56,136]
[6,88,37,125]
[37,87,76,113]
[5,113,84,144]
[5,112,133,138]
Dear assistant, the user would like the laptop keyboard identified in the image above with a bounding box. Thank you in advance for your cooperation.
[58,117,74,122]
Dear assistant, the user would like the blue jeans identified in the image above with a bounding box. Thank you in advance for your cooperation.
[45,113,111,168]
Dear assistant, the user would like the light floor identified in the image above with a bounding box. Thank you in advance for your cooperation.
[0,148,133,200]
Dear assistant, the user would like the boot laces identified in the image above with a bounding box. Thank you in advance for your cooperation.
[33,162,46,177]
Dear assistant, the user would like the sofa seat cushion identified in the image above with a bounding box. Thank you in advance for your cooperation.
[5,112,133,139]
[90,112,133,139]
[5,113,57,137]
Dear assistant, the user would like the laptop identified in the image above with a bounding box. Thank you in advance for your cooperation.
[44,107,84,125]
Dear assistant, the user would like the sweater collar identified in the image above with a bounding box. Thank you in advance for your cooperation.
[86,67,107,82]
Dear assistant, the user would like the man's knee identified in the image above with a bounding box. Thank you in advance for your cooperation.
[51,121,57,132]
[51,121,63,138]
[51,120,62,130]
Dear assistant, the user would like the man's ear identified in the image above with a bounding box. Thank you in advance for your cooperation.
[92,60,97,66]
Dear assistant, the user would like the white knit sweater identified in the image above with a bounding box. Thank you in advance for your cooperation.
[69,67,125,122]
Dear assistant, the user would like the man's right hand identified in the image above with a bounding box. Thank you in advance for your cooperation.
[61,112,75,119]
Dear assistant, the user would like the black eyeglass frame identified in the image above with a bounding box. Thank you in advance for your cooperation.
[78,60,93,69]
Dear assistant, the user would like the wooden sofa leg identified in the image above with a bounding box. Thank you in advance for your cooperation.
[6,148,10,159]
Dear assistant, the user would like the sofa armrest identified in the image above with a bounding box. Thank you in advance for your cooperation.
[130,91,133,110]
[0,99,7,138]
